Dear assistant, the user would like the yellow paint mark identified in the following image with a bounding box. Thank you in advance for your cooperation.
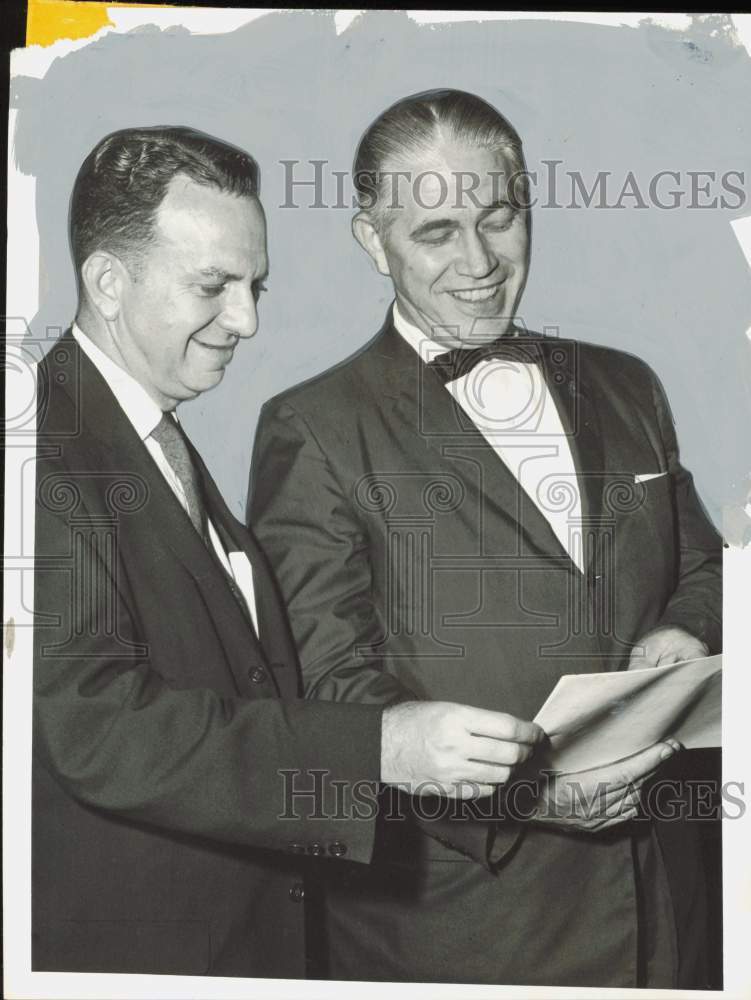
[26,1,183,49]
[5,617,15,660]
[27,0,114,47]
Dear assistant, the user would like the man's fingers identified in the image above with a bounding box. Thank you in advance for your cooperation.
[561,739,680,796]
[412,781,497,800]
[463,761,512,785]
[656,650,683,667]
[630,627,709,670]
[628,642,659,669]
[601,739,681,786]
[452,782,497,800]
[464,735,535,767]
[601,780,645,811]
[464,708,544,746]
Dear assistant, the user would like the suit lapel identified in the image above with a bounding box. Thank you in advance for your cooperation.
[376,323,581,568]
[56,335,274,695]
[538,339,605,577]
[188,438,301,697]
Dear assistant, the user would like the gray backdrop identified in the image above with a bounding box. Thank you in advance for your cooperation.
[11,10,751,525]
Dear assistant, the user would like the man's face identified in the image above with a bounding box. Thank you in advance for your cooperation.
[362,141,530,348]
[113,176,268,408]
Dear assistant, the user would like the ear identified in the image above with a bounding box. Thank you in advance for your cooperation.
[80,251,127,322]
[352,212,391,277]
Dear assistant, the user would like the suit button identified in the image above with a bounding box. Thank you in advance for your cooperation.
[288,843,306,855]
[308,843,325,856]
[288,883,305,902]
[328,842,348,858]
[248,665,266,683]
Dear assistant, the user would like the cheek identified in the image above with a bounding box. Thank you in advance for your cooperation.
[486,240,527,280]
[508,225,530,265]
[404,253,447,294]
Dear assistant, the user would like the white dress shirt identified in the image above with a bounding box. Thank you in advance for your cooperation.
[72,324,259,630]
[392,303,584,573]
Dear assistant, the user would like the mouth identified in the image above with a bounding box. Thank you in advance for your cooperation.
[193,339,236,355]
[447,282,503,304]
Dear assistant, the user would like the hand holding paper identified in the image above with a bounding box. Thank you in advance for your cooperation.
[628,624,710,669]
[532,655,721,774]
[530,738,681,832]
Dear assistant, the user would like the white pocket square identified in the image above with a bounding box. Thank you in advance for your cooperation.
[634,471,668,483]
[228,551,259,633]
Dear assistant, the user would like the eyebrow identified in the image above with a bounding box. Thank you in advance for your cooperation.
[192,266,269,282]
[408,199,513,241]
[409,218,459,241]
[479,196,514,216]
[194,267,239,282]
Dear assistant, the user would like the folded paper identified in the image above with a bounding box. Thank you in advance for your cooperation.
[533,655,721,773]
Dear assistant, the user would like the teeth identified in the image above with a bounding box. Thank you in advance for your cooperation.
[449,284,501,303]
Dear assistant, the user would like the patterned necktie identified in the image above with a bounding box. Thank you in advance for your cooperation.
[428,337,542,385]
[151,415,257,628]
[150,414,207,538]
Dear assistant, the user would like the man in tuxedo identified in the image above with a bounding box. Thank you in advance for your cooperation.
[32,125,547,978]
[249,91,722,987]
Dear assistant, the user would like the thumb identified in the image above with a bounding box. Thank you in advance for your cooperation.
[624,738,681,778]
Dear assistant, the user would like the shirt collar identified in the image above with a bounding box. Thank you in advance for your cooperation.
[391,301,524,366]
[391,301,451,365]
[72,323,165,440]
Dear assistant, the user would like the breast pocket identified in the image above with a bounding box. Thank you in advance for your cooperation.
[638,471,671,493]
[615,471,677,581]
[638,471,674,517]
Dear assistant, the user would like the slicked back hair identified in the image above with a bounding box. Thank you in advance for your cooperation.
[353,89,526,230]
[70,125,260,279]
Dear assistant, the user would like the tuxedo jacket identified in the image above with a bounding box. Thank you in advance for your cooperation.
[249,315,722,987]
[32,333,383,978]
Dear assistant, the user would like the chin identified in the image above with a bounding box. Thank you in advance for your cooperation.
[195,369,226,390]
[457,314,512,342]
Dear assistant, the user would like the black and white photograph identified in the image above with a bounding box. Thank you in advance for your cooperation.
[4,6,751,999]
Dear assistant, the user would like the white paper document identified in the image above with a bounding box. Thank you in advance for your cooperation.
[533,655,721,773]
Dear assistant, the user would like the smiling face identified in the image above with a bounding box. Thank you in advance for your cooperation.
[111,175,268,409]
[355,141,530,348]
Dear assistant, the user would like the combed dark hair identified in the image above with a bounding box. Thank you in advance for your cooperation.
[70,125,260,275]
[353,89,526,228]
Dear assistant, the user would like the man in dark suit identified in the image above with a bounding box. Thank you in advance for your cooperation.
[33,125,546,978]
[249,91,722,987]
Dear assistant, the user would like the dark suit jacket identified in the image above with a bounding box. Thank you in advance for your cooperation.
[249,316,722,987]
[32,333,384,978]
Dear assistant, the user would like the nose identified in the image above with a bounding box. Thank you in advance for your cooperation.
[455,229,497,280]
[218,283,258,339]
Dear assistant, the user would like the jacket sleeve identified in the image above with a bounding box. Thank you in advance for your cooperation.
[249,398,416,706]
[648,369,723,652]
[34,501,383,865]
[249,397,523,870]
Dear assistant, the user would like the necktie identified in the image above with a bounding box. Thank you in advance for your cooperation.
[150,414,207,538]
[151,415,257,628]
[428,337,542,385]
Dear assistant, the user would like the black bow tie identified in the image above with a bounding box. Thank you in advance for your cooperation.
[428,337,542,385]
